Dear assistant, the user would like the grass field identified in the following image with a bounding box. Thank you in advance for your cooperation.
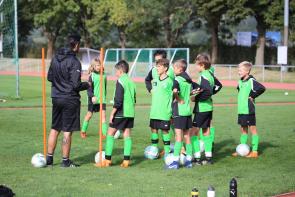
[0,76,295,196]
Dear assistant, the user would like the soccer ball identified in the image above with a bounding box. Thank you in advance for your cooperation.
[114,130,121,139]
[199,140,205,152]
[144,146,159,160]
[31,153,46,168]
[95,151,106,163]
[236,144,250,156]
[179,153,187,166]
[164,153,174,166]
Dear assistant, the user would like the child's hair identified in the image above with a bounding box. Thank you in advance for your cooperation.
[88,58,101,74]
[153,50,167,59]
[156,58,170,69]
[174,59,188,71]
[195,53,211,69]
[239,61,252,72]
[115,60,129,73]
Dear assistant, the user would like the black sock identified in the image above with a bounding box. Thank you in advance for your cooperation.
[46,153,53,165]
[62,157,69,164]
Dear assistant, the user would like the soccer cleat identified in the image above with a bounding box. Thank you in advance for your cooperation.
[80,132,87,139]
[192,158,202,166]
[202,157,213,165]
[166,161,179,169]
[120,160,131,168]
[232,152,238,157]
[94,159,112,168]
[61,160,80,168]
[246,151,258,158]
[184,160,193,168]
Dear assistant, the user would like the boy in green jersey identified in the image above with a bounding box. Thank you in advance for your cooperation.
[167,59,194,169]
[145,50,174,155]
[149,58,173,156]
[96,60,136,168]
[80,58,108,139]
[191,54,216,165]
[232,61,265,158]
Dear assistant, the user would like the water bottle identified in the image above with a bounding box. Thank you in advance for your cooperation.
[191,187,199,197]
[207,185,215,197]
[229,178,237,197]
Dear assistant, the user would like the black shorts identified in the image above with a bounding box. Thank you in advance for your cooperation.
[52,98,80,132]
[192,111,212,128]
[149,119,170,130]
[238,114,256,126]
[109,117,134,130]
[88,103,106,112]
[173,116,192,130]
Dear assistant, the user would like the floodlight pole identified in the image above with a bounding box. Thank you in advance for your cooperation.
[14,0,19,97]
[284,0,289,46]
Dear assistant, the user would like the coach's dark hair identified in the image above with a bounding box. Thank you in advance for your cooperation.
[153,50,167,58]
[195,53,211,69]
[156,58,170,69]
[174,59,188,71]
[68,34,81,50]
[115,60,129,73]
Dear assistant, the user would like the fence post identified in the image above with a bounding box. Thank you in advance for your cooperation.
[262,65,265,82]
[229,65,232,80]
[280,65,283,82]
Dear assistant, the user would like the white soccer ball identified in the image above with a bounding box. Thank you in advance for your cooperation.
[179,153,187,166]
[164,153,174,165]
[236,144,250,156]
[285,92,289,96]
[95,151,106,163]
[199,140,205,152]
[114,130,121,139]
[144,146,159,160]
[31,153,46,168]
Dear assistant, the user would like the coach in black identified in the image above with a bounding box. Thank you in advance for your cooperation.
[46,34,89,167]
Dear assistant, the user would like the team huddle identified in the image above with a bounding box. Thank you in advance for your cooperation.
[79,50,266,169]
[45,35,265,169]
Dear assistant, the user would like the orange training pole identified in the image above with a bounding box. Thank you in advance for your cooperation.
[98,48,104,166]
[42,48,47,156]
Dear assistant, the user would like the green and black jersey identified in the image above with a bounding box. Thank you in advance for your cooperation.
[150,76,173,121]
[237,75,265,115]
[172,72,193,117]
[113,74,136,118]
[145,66,174,92]
[87,72,107,104]
[193,70,214,113]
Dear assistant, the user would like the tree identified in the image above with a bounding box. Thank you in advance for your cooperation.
[195,0,230,63]
[139,0,195,48]
[244,0,283,65]
[88,0,136,48]
[33,0,80,58]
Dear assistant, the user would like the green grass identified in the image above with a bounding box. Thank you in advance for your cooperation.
[0,76,295,196]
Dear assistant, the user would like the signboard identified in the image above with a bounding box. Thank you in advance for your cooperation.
[277,46,288,65]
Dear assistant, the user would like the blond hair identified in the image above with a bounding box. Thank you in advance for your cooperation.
[88,58,101,74]
[239,61,252,72]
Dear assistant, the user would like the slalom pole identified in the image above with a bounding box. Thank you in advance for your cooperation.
[41,48,47,157]
[98,48,104,166]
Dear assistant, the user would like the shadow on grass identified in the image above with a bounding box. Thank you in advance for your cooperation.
[213,140,278,162]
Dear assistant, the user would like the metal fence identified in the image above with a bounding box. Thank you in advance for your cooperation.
[1,58,295,83]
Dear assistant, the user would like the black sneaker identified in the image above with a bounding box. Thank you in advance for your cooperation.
[60,160,80,168]
[46,155,53,166]
[192,158,202,166]
[202,157,213,165]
